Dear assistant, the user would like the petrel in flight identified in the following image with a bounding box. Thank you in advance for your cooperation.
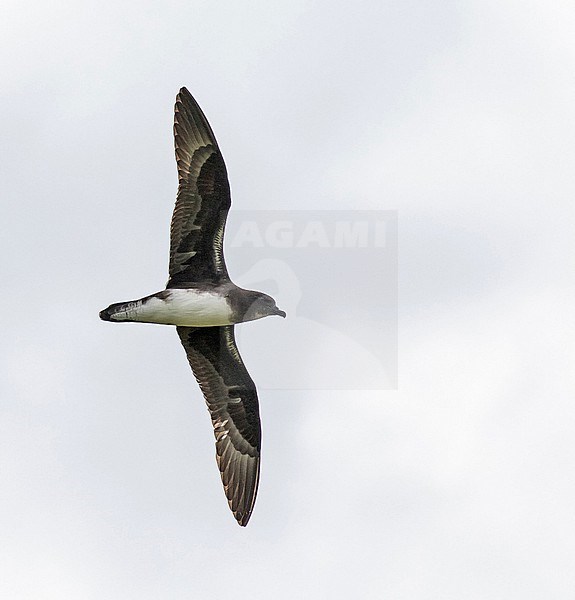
[100,88,286,526]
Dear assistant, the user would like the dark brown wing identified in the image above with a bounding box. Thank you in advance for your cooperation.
[168,88,230,287]
[177,325,261,526]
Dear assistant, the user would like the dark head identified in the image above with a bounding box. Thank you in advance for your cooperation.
[234,290,286,322]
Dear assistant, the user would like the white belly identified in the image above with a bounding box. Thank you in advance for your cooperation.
[111,289,233,326]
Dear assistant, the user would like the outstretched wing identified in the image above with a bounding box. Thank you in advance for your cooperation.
[177,325,261,526]
[168,88,231,287]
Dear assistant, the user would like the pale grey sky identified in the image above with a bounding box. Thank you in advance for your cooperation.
[2,1,575,598]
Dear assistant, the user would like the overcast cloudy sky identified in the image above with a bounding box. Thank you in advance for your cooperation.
[2,1,574,598]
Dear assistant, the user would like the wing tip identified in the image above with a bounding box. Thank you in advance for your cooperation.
[175,87,194,114]
[235,510,252,527]
[173,86,222,153]
[220,451,260,527]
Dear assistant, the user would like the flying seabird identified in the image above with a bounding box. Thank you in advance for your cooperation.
[100,88,286,526]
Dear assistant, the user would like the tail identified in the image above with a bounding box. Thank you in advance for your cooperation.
[99,300,141,322]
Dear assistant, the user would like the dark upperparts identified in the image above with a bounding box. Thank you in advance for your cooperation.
[167,89,232,287]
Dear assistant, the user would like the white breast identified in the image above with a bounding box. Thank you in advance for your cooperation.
[126,289,234,326]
